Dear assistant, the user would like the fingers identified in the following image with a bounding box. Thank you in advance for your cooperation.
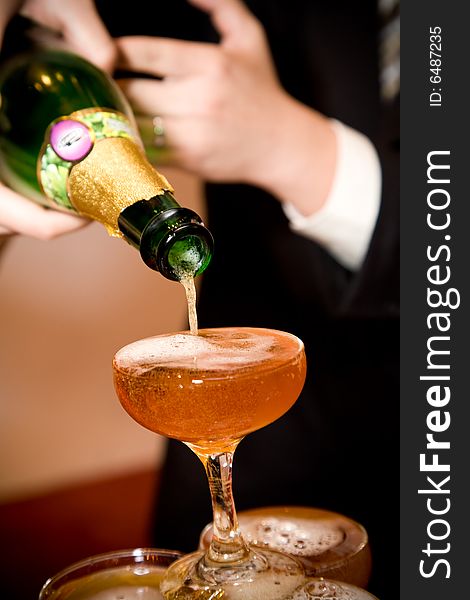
[117,36,218,78]
[188,0,263,50]
[117,78,203,117]
[58,0,117,72]
[0,0,24,48]
[117,78,174,116]
[0,184,88,240]
[116,0,268,79]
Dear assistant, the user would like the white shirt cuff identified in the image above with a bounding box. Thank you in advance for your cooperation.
[282,119,382,271]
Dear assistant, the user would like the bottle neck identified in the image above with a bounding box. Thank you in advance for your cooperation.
[118,192,179,247]
[66,136,173,236]
[118,192,214,281]
[65,134,213,281]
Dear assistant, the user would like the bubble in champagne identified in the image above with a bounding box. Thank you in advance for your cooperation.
[241,517,344,557]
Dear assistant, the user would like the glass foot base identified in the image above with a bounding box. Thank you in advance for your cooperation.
[160,547,306,600]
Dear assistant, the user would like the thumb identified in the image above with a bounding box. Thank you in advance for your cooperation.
[0,0,24,48]
[188,0,265,51]
[22,0,116,72]
[60,0,117,73]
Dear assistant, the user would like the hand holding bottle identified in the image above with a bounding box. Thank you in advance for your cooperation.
[0,0,115,239]
[117,0,336,218]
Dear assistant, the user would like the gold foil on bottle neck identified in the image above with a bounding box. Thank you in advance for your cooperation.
[67,137,173,236]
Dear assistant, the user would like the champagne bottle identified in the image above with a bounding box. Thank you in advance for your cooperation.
[0,49,213,281]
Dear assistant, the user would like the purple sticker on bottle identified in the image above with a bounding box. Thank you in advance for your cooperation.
[50,119,93,162]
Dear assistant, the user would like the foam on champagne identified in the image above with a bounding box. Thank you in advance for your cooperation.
[241,517,344,557]
[114,328,300,374]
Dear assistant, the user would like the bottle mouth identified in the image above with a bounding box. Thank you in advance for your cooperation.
[158,223,214,281]
[140,208,214,281]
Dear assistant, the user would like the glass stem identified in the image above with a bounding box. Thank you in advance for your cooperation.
[192,444,250,565]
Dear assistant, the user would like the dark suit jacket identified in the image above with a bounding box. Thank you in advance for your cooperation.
[99,1,399,597]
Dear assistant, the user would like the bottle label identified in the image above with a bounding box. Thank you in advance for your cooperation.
[38,109,138,211]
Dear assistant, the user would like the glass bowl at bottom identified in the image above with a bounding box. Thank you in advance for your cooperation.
[38,547,183,600]
[287,577,379,599]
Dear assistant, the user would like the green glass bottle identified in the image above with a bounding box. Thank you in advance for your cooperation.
[0,49,213,281]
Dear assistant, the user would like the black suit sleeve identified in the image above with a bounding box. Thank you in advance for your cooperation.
[342,96,400,318]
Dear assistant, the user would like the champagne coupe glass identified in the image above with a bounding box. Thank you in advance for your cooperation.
[112,327,308,599]
[38,548,183,599]
[198,506,372,589]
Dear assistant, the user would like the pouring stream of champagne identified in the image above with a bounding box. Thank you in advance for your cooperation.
[181,277,198,335]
